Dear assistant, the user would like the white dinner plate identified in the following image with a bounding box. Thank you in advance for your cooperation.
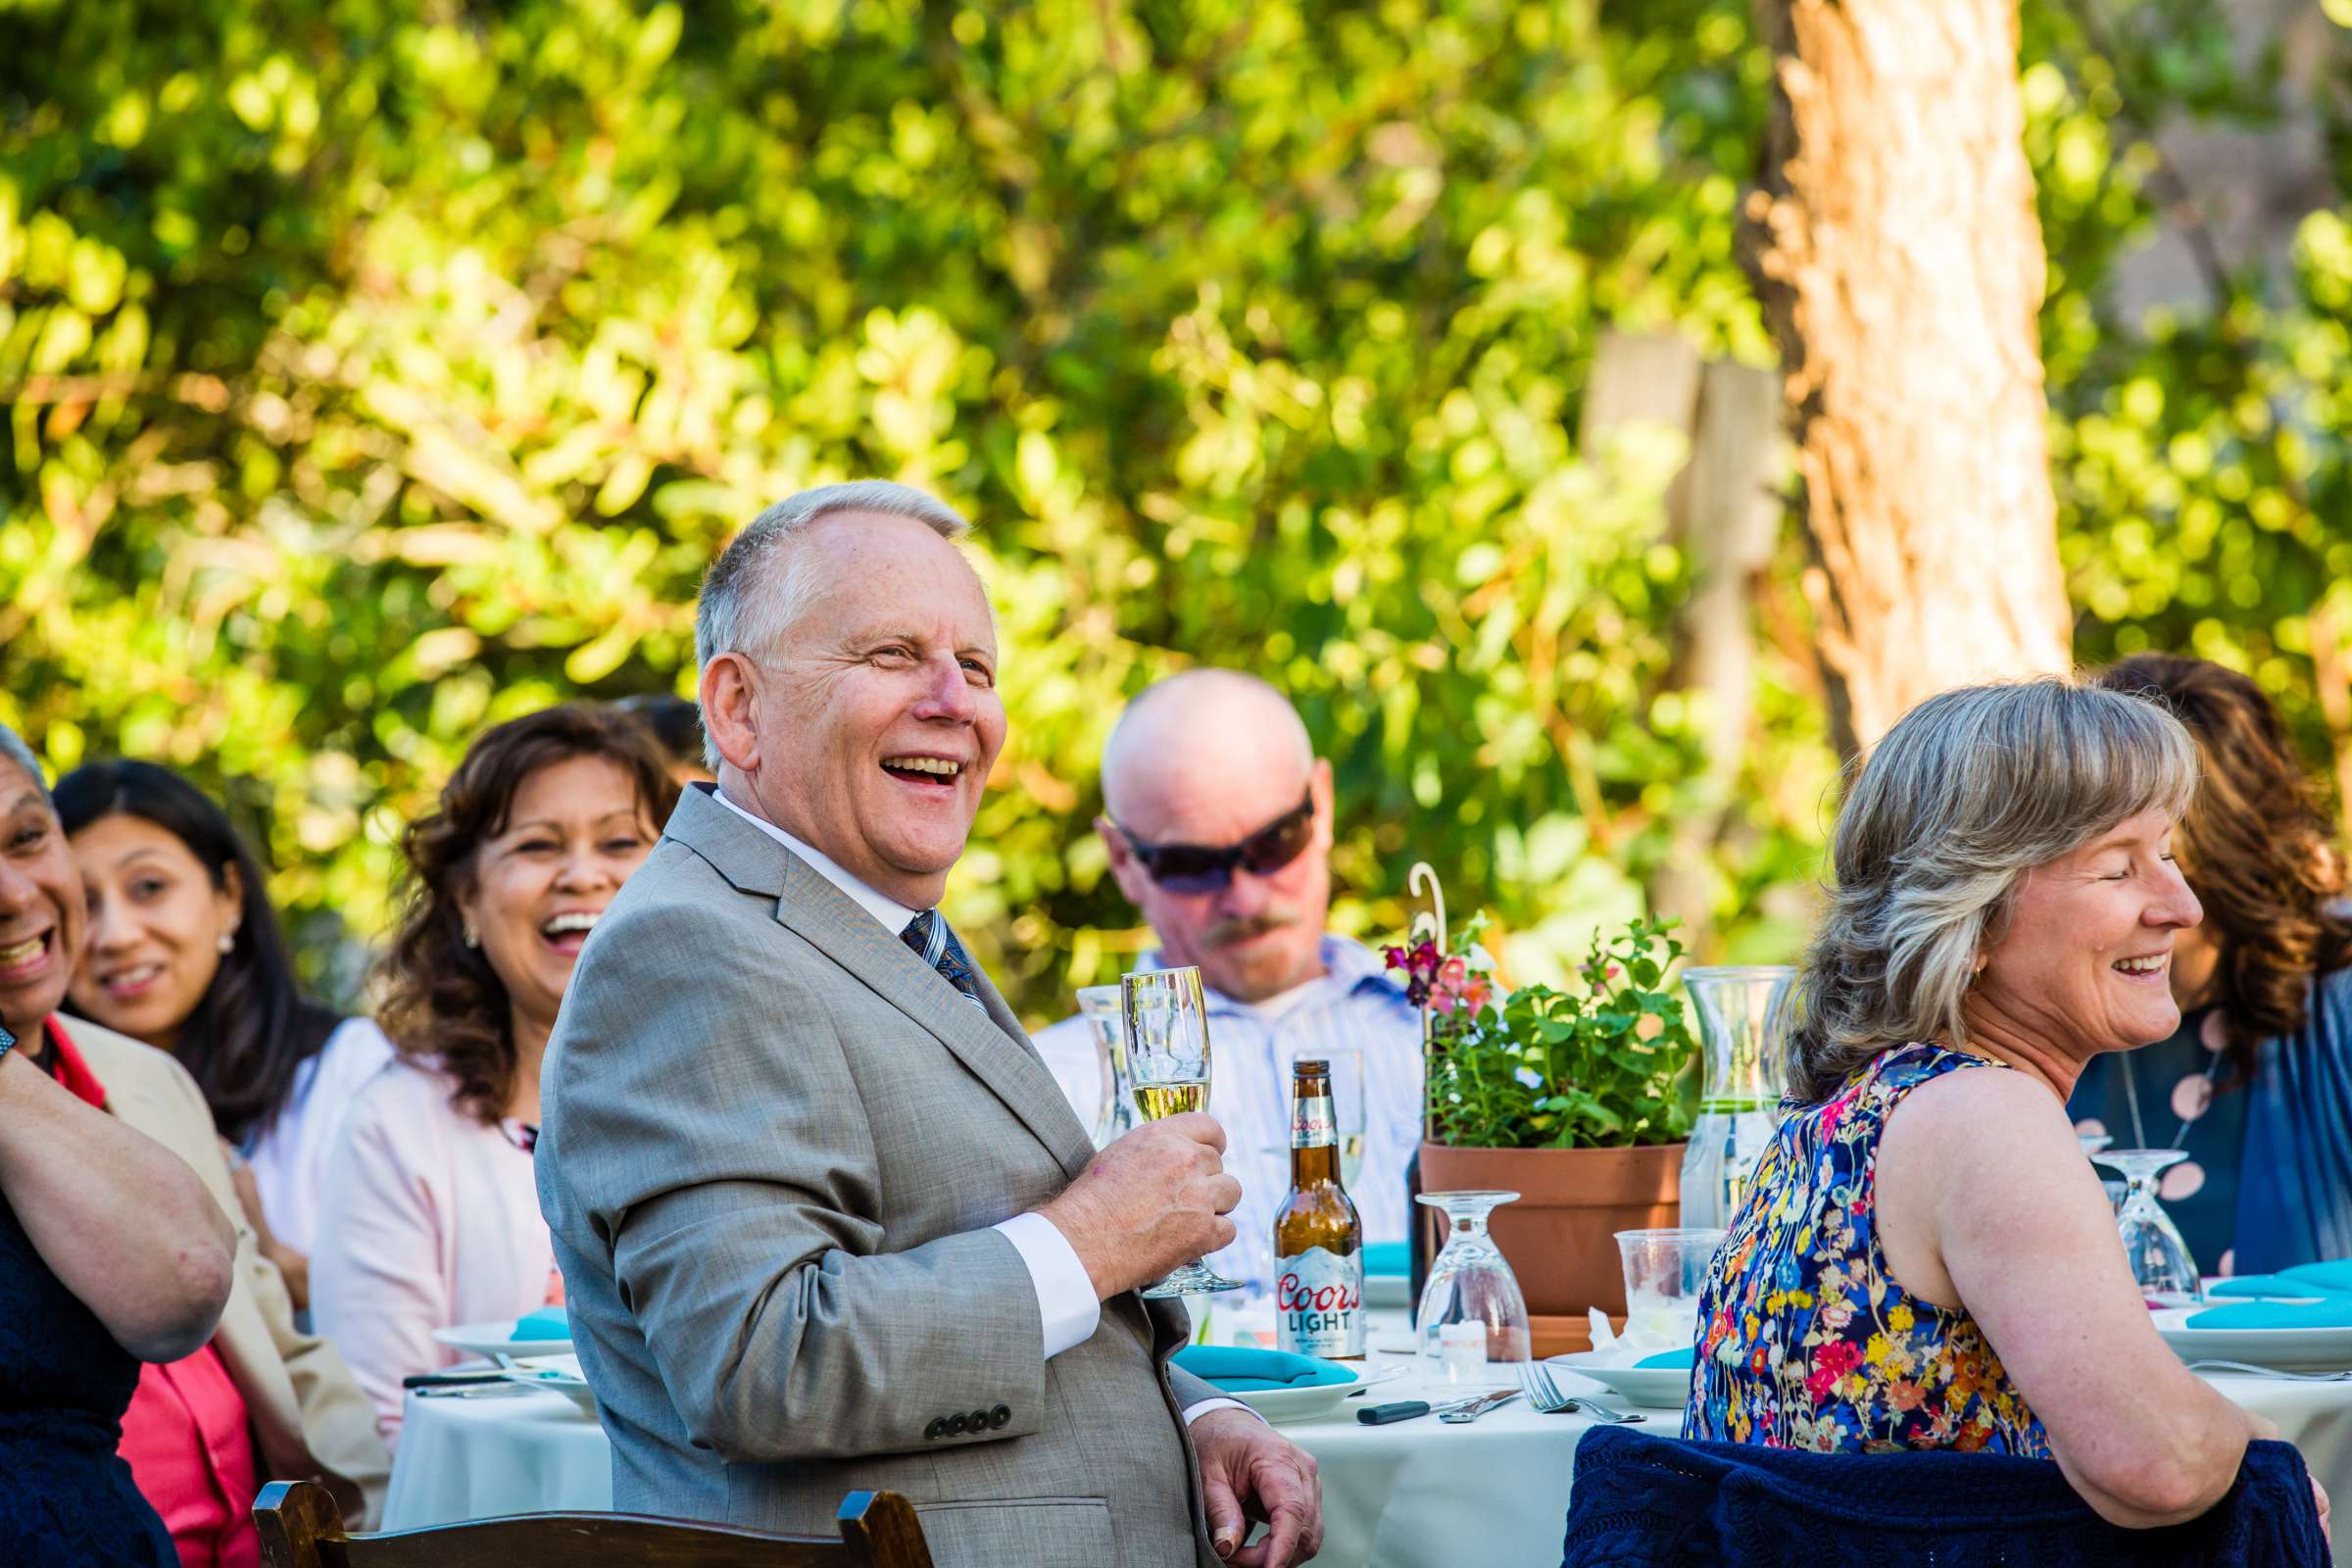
[1548,1351,1693,1409]
[2153,1307,2352,1375]
[1228,1362,1400,1424]
[431,1320,575,1360]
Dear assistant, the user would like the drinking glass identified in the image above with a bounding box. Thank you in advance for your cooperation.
[1073,984,1130,1148]
[1291,1045,1367,1187]
[1615,1227,1726,1348]
[2091,1149,2203,1308]
[1122,966,1244,1298]
[1413,1191,1533,1392]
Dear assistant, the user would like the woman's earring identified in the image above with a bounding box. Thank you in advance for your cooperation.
[463,921,481,950]
[217,931,236,955]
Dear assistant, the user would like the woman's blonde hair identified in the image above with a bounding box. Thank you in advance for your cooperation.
[1788,677,2198,1102]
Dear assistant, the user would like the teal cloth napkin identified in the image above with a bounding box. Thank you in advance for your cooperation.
[1362,1242,1409,1278]
[1635,1348,1696,1370]
[2187,1298,2352,1331]
[2206,1260,2352,1300]
[1172,1346,1353,1393]
[513,1306,570,1340]
[2282,1260,2352,1294]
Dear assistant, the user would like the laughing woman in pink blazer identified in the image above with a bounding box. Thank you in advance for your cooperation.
[311,708,677,1444]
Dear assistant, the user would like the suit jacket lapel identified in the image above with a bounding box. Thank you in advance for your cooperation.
[665,788,1098,1178]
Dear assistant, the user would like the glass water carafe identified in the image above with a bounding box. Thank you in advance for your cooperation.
[1678,965,1795,1231]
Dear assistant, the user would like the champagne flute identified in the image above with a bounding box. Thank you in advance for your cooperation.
[1122,966,1245,1298]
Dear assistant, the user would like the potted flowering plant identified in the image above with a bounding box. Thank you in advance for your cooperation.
[1388,911,1697,1320]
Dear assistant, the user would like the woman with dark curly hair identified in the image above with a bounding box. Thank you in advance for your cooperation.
[57,761,394,1309]
[311,708,678,1443]
[2071,654,2352,1276]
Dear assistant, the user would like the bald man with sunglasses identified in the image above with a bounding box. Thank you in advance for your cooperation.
[1037,671,1424,1298]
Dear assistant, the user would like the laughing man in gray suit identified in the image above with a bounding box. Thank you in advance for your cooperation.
[537,482,1324,1568]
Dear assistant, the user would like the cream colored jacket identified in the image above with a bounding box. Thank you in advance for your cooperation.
[62,1013,392,1527]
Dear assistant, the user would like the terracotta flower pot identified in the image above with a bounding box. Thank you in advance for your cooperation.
[1418,1140,1684,1318]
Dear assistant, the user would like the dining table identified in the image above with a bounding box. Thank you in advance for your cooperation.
[382,1307,2352,1565]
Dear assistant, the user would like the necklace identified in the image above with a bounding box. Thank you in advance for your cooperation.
[2116,1010,2226,1152]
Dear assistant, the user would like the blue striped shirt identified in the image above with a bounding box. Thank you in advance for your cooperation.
[1033,935,1423,1297]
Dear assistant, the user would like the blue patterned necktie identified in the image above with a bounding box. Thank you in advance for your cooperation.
[902,908,987,1011]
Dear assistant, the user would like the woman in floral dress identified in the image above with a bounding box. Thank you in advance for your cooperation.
[1688,678,2326,1534]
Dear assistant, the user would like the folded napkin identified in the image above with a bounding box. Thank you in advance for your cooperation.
[2282,1260,2352,1294]
[2187,1298,2352,1332]
[1172,1346,1353,1393]
[1362,1241,1409,1279]
[1584,1307,1690,1368]
[513,1306,570,1341]
[2209,1276,2336,1300]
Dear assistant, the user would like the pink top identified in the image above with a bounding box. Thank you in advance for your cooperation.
[310,1058,560,1446]
[117,1349,262,1568]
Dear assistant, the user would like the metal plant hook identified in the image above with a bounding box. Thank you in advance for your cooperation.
[1406,860,1447,955]
[1404,860,1448,1147]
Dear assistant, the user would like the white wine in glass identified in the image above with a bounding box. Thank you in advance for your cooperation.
[1132,1081,1211,1121]
[1121,965,1245,1298]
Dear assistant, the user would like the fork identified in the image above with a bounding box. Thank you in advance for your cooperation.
[1522,1362,1646,1423]
[2186,1359,2352,1382]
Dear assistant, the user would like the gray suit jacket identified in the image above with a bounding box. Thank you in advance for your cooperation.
[538,785,1222,1567]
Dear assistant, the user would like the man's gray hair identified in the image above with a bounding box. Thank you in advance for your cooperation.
[0,722,47,804]
[693,481,972,768]
[1787,677,2198,1102]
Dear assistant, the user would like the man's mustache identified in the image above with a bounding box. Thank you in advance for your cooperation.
[1203,910,1297,948]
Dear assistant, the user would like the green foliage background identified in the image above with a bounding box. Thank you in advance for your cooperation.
[2,0,2346,1022]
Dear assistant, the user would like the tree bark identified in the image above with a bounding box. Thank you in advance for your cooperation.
[1744,0,2073,755]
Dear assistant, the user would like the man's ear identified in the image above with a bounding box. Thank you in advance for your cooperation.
[699,653,764,775]
[1100,812,1151,906]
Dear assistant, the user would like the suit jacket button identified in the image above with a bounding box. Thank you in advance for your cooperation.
[989,1404,1011,1430]
[924,1417,947,1441]
[947,1412,968,1435]
[969,1408,991,1433]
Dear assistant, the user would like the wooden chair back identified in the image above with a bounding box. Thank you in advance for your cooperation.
[254,1480,938,1568]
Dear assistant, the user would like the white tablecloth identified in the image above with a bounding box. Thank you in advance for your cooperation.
[384,1324,2352,1565]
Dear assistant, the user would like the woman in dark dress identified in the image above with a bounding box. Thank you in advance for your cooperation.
[0,723,237,1564]
[2072,656,2352,1275]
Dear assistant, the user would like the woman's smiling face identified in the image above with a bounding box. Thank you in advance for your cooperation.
[460,753,659,1040]
[1975,807,2205,1057]
[68,812,242,1050]
[0,765,82,1040]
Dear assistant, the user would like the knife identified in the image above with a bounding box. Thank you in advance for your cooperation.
[1437,1389,1521,1424]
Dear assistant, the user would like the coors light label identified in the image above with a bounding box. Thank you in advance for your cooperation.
[1277,1244,1365,1357]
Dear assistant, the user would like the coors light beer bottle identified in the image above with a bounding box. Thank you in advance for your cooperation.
[1273,1057,1365,1358]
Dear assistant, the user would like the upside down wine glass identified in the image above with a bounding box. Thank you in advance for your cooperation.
[1122,966,1245,1298]
[2091,1149,2203,1308]
[1413,1191,1534,1392]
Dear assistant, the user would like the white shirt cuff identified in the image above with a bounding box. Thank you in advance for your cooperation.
[1182,1396,1260,1426]
[992,1212,1102,1360]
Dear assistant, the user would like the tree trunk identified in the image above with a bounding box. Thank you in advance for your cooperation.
[1744,0,2073,755]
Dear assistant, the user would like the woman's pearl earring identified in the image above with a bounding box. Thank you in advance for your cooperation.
[463,922,481,950]
[218,931,235,955]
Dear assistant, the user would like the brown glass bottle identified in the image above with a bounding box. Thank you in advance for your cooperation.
[1273,1057,1365,1358]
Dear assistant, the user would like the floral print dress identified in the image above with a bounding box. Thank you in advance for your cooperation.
[1687,1042,2051,1456]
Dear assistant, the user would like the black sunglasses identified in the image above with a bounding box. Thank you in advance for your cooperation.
[1112,789,1317,894]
